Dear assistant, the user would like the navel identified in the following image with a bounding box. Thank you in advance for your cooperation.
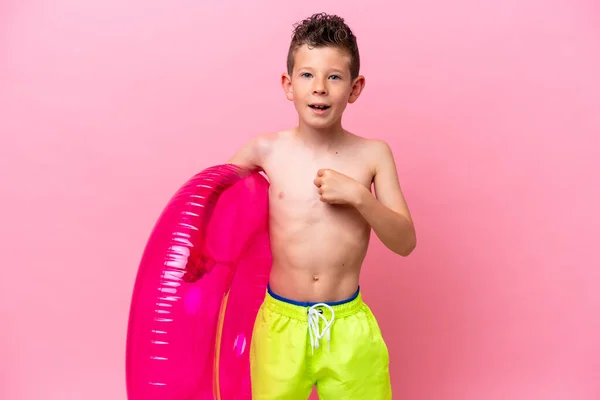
[312,274,319,281]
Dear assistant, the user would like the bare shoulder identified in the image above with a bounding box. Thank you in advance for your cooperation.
[227,131,285,170]
[361,137,393,157]
[344,132,394,171]
[344,131,390,149]
[252,131,281,155]
[362,137,398,178]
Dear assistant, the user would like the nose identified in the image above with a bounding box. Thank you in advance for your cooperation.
[312,77,328,95]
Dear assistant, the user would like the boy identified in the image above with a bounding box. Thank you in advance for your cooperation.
[228,13,416,400]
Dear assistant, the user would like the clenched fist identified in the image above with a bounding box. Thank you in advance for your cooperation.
[313,168,366,206]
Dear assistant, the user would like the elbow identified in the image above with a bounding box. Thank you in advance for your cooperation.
[379,215,416,257]
[397,228,417,257]
[398,241,416,257]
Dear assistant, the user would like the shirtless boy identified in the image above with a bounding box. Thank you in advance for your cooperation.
[228,13,416,400]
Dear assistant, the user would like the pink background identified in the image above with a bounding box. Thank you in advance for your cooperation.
[1,0,599,399]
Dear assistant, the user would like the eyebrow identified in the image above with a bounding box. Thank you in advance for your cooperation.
[297,67,346,74]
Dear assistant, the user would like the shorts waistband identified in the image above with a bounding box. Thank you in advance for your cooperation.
[264,284,363,320]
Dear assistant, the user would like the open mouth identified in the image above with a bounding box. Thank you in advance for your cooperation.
[309,104,331,110]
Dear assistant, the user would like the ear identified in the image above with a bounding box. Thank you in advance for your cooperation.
[281,73,293,101]
[348,75,366,104]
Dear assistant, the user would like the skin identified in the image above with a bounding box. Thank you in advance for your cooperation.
[228,44,416,302]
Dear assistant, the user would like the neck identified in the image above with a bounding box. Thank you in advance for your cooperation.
[295,118,345,150]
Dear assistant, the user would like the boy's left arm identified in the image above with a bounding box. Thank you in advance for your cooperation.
[353,140,416,256]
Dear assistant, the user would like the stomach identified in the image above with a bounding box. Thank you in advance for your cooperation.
[266,203,371,302]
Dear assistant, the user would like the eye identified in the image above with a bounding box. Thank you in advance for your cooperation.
[329,75,341,80]
[301,73,313,78]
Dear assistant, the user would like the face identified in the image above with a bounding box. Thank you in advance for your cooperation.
[282,44,365,130]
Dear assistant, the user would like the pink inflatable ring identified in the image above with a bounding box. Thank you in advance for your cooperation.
[126,164,272,399]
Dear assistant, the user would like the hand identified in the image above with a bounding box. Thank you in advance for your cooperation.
[313,169,366,206]
[182,250,216,283]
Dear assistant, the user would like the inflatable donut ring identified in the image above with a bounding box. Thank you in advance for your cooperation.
[126,164,272,399]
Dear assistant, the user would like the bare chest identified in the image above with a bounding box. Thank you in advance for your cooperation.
[263,149,373,217]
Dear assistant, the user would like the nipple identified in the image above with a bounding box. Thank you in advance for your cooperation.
[313,275,319,281]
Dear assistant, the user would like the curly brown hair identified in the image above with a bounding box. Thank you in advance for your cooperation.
[286,13,360,80]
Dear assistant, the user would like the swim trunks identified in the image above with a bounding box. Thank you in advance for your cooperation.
[249,284,392,399]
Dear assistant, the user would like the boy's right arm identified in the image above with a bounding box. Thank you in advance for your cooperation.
[226,133,273,172]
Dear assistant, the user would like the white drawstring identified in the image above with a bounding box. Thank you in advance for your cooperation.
[307,303,335,354]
